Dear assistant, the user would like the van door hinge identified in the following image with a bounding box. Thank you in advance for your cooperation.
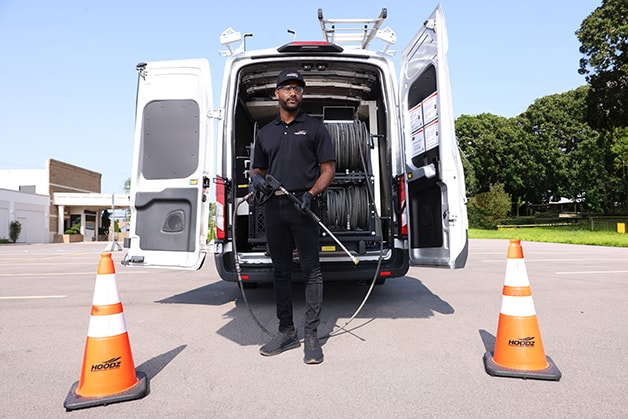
[208,108,224,120]
[424,19,436,31]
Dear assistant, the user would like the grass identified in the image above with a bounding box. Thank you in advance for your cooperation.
[470,227,628,247]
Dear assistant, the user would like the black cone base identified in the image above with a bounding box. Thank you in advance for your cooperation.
[483,352,561,381]
[64,371,149,411]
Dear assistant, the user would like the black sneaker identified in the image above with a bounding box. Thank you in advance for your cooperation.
[259,329,300,356]
[303,335,324,364]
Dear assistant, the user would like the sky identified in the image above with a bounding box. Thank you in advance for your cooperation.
[0,0,602,194]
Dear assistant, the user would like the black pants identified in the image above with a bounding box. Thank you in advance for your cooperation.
[263,195,323,336]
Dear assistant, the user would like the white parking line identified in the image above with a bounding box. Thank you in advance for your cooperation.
[0,271,149,277]
[555,270,628,275]
[482,258,621,263]
[0,295,67,300]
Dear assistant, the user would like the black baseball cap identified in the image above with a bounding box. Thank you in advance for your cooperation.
[276,68,306,88]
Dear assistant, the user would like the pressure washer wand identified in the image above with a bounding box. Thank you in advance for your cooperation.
[266,175,359,265]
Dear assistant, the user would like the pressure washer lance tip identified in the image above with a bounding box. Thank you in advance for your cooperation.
[353,259,360,265]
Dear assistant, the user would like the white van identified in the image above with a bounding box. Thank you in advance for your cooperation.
[122,5,468,283]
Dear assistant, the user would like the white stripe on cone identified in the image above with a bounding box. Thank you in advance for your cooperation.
[87,312,128,338]
[500,295,537,317]
[92,274,121,306]
[503,259,530,287]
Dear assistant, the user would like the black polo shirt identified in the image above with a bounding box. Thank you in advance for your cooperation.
[253,111,335,191]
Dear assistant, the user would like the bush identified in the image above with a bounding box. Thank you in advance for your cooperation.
[467,183,512,229]
[65,222,81,235]
[9,220,21,243]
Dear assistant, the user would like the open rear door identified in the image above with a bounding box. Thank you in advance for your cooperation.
[123,59,213,270]
[399,5,468,268]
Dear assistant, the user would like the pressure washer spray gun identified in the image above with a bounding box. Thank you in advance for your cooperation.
[260,174,359,266]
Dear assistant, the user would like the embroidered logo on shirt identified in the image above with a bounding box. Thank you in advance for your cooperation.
[294,130,307,135]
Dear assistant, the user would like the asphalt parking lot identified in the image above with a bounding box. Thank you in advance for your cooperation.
[1,239,627,418]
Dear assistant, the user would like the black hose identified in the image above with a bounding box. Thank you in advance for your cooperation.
[232,192,276,338]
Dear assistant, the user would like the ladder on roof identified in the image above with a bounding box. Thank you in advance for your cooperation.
[318,8,393,51]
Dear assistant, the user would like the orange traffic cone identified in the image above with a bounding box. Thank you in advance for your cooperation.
[64,253,148,410]
[483,240,561,381]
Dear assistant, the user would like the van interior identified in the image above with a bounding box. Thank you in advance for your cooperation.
[228,59,396,257]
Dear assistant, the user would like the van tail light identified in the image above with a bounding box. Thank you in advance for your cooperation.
[215,177,226,240]
[399,175,408,236]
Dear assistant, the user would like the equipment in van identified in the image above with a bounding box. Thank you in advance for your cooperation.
[265,174,359,265]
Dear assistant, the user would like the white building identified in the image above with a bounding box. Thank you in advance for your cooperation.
[0,188,49,243]
[0,159,129,243]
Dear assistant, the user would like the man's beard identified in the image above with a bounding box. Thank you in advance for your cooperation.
[279,97,301,112]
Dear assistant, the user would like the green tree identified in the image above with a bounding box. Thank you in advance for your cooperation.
[456,113,543,213]
[459,148,479,197]
[101,210,111,235]
[467,183,511,229]
[576,0,628,130]
[456,87,624,213]
[608,127,628,209]
[519,86,609,212]
[457,113,505,192]
[9,220,21,243]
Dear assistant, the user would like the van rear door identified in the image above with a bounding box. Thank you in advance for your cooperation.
[123,59,213,270]
[399,5,468,268]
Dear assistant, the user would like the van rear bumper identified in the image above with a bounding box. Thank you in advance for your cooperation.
[214,248,409,283]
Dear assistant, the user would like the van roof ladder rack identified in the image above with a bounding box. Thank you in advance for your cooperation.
[317,8,396,52]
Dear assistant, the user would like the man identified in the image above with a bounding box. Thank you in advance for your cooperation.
[250,68,335,364]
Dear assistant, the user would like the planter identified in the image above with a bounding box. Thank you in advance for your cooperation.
[62,234,84,243]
